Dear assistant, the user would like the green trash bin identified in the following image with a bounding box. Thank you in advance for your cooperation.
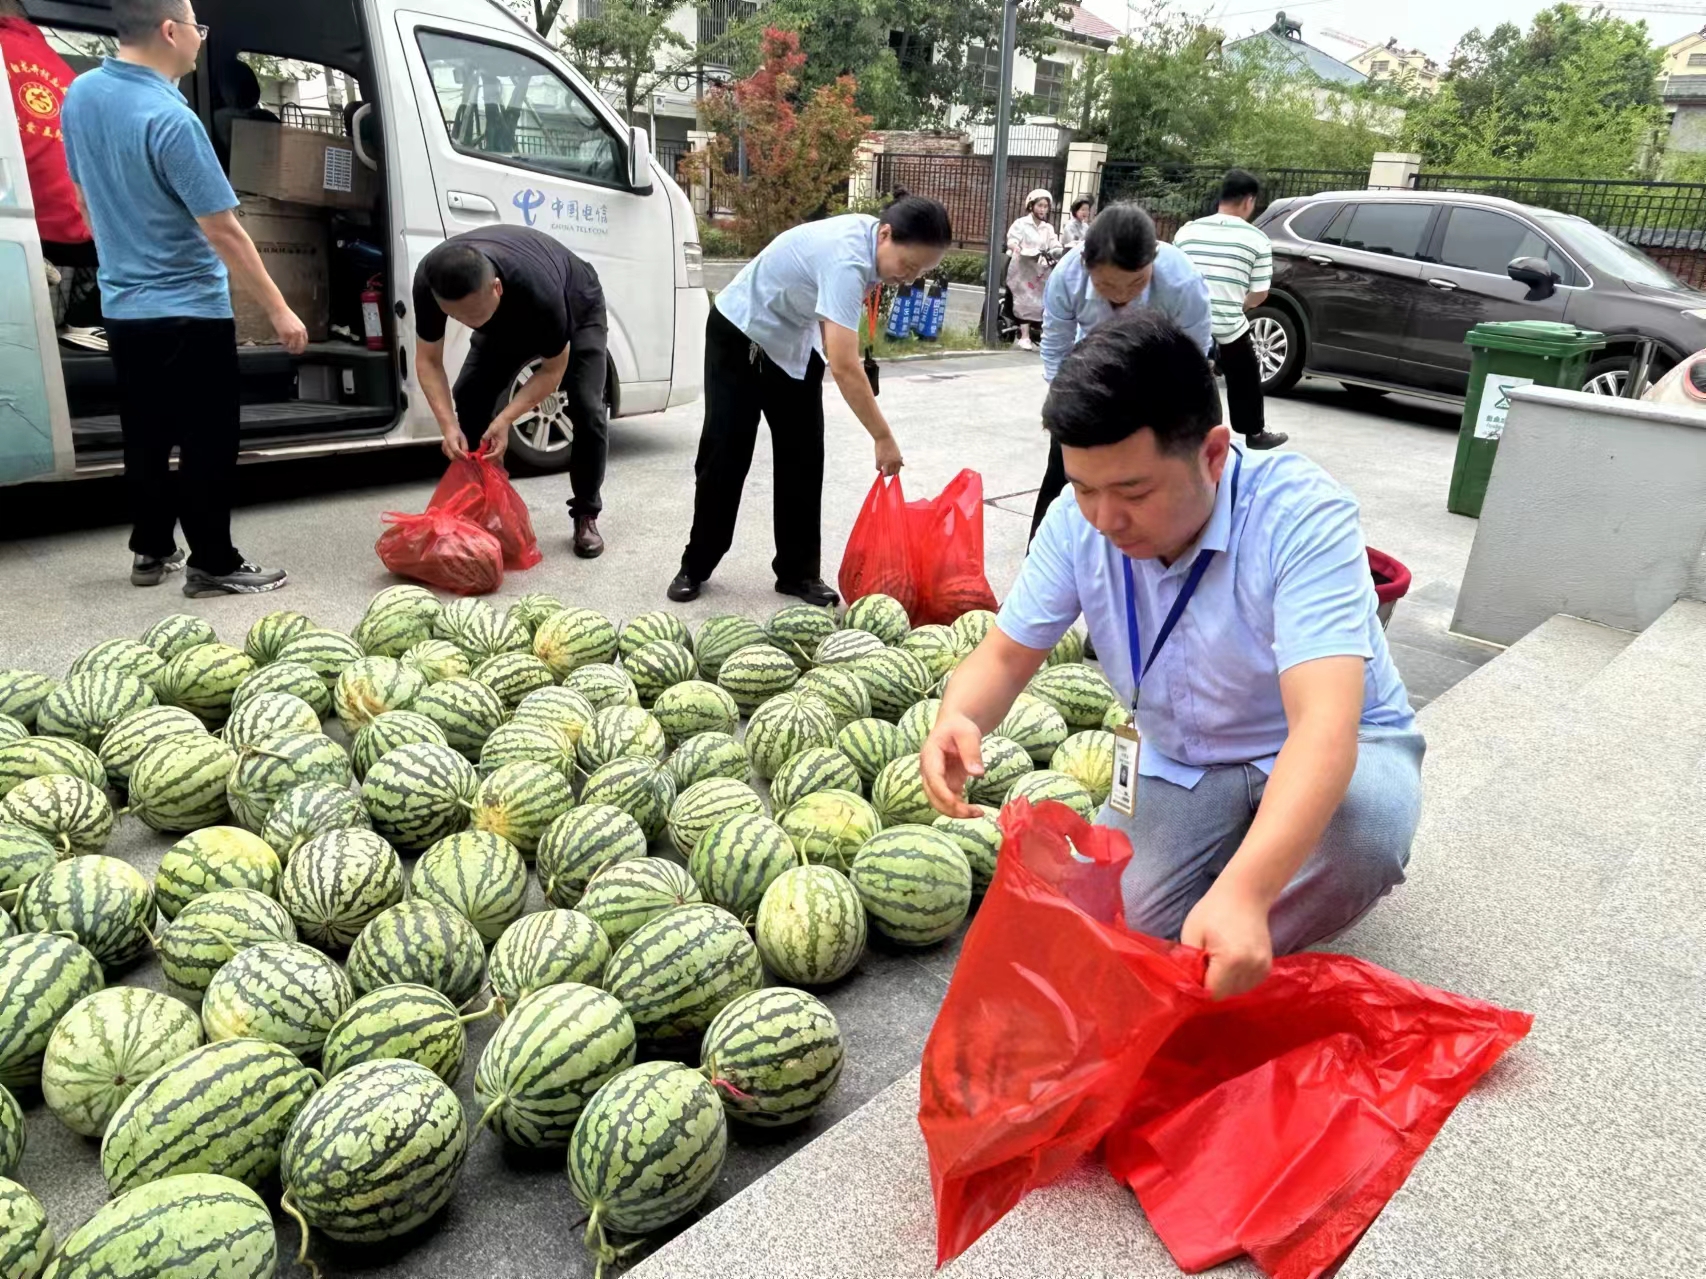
[1448,321,1605,517]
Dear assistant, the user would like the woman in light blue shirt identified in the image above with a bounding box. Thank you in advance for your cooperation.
[669,194,953,606]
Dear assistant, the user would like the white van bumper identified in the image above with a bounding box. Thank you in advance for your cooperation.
[667,286,710,409]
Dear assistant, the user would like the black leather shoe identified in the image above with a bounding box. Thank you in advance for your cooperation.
[574,517,604,559]
[775,578,839,607]
[1245,430,1289,450]
[667,572,701,603]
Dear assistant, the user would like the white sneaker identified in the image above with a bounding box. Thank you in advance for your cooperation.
[60,326,108,352]
[1015,333,1035,350]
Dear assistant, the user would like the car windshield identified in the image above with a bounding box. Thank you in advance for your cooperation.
[1539,215,1690,290]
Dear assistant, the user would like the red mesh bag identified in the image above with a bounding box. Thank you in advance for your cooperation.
[428,449,542,571]
[377,486,505,595]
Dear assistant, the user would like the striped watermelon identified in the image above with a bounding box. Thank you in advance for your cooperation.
[843,593,911,645]
[412,830,528,943]
[716,643,799,715]
[46,1174,275,1279]
[475,982,636,1147]
[581,757,675,842]
[702,987,843,1126]
[507,592,566,638]
[472,760,574,855]
[796,664,872,730]
[154,826,280,920]
[997,694,1070,765]
[777,788,881,873]
[0,717,24,748]
[155,643,254,725]
[355,585,441,657]
[322,984,469,1084]
[870,752,941,827]
[201,940,352,1058]
[951,608,997,650]
[332,656,426,733]
[37,669,156,748]
[533,607,620,679]
[361,741,478,851]
[15,855,151,968]
[0,774,113,855]
[0,673,56,729]
[896,698,941,753]
[478,719,577,784]
[41,987,203,1137]
[126,734,236,833]
[230,661,332,720]
[968,734,1034,807]
[69,638,166,692]
[843,648,931,722]
[651,681,739,747]
[226,732,352,833]
[562,663,639,713]
[849,826,973,946]
[435,597,529,662]
[665,731,748,791]
[0,826,38,899]
[900,625,963,684]
[1046,627,1087,667]
[602,903,762,1041]
[1027,663,1118,731]
[488,909,610,1007]
[688,813,799,920]
[0,911,10,945]
[579,859,701,948]
[1103,701,1132,731]
[1005,769,1097,821]
[156,888,297,1005]
[281,1058,468,1243]
[933,813,1002,893]
[0,736,107,798]
[577,706,668,772]
[244,609,315,665]
[744,691,838,780]
[274,630,364,690]
[693,615,768,683]
[755,864,866,986]
[471,652,556,711]
[625,640,698,708]
[259,782,371,864]
[511,685,598,741]
[769,746,862,811]
[346,900,485,1007]
[567,1060,726,1241]
[0,1177,50,1279]
[1052,730,1115,805]
[100,1038,317,1193]
[0,1086,22,1180]
[0,932,104,1089]
[537,804,648,909]
[408,676,505,761]
[221,691,319,751]
[142,613,218,659]
[352,709,449,782]
[401,638,471,684]
[280,828,404,950]
[619,610,692,658]
[766,604,838,671]
[668,777,764,857]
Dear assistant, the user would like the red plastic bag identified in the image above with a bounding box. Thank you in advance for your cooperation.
[919,799,1533,1278]
[908,468,997,625]
[838,475,922,619]
[428,449,542,571]
[377,486,505,595]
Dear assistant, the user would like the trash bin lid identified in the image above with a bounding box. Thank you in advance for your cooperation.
[1464,320,1606,357]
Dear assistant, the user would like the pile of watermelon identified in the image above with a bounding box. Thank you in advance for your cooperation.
[0,586,1119,1277]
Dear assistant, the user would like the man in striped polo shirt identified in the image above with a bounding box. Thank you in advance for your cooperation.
[1175,171,1288,450]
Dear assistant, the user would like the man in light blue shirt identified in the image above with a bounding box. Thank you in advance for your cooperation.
[1032,204,1212,538]
[923,311,1423,1000]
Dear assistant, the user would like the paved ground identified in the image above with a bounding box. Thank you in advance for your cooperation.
[0,353,1490,1277]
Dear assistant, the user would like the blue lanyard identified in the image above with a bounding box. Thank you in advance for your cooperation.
[1121,449,1242,711]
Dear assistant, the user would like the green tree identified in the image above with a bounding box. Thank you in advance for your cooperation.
[558,0,696,124]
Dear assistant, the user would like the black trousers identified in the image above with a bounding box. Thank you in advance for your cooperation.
[454,312,609,520]
[1030,439,1068,542]
[42,239,102,328]
[1218,330,1266,438]
[680,307,825,584]
[105,316,242,575]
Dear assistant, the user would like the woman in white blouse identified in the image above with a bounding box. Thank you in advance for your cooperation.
[1005,189,1062,350]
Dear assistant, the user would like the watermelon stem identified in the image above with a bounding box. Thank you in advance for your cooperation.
[459,996,500,1025]
[305,1067,325,1087]
[280,1194,322,1279]
[477,1095,507,1131]
[707,1074,755,1102]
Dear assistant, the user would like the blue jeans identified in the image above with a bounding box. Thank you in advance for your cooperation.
[1095,726,1425,954]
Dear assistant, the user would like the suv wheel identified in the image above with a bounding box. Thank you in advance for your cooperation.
[1582,357,1629,397]
[1248,307,1303,394]
[498,358,608,472]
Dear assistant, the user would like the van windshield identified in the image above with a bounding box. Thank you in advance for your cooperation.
[1540,215,1690,291]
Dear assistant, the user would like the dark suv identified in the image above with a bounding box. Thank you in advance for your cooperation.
[1249,189,1706,401]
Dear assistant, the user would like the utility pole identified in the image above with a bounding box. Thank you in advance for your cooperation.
[982,0,1020,346]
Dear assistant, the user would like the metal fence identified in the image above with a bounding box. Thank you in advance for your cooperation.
[1412,172,1706,248]
[655,137,691,184]
[873,152,1067,248]
[1098,162,1368,241]
[276,104,346,136]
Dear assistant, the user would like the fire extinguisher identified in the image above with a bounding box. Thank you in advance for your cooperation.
[361,275,385,351]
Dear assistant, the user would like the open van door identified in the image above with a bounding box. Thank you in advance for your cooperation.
[0,76,71,484]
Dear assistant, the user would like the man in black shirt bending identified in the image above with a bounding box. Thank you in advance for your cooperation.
[413,225,610,558]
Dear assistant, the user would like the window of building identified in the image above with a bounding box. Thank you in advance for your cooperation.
[1033,58,1070,116]
[1370,58,1390,74]
[698,0,757,49]
[1689,51,1706,67]
[889,29,934,72]
[966,43,1001,102]
[579,0,604,17]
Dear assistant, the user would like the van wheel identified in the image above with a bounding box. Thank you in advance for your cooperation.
[499,358,611,473]
[1248,307,1303,394]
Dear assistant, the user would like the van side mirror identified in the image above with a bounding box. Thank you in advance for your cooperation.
[1508,255,1559,301]
[628,127,654,194]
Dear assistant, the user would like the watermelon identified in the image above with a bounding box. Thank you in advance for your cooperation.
[281,1059,468,1243]
[755,864,866,986]
[68,639,164,690]
[273,630,365,691]
[507,592,566,638]
[951,608,997,650]
[1006,769,1097,821]
[769,746,862,811]
[0,735,107,798]
[619,610,692,658]
[701,987,844,1126]
[933,813,1002,893]
[0,673,56,729]
[37,669,156,749]
[355,585,441,657]
[1046,627,1087,667]
[230,661,332,720]
[244,609,314,665]
[15,855,152,968]
[488,909,610,1008]
[156,888,297,1005]
[409,676,506,761]
[602,903,762,1041]
[361,741,478,852]
[843,648,931,722]
[870,752,941,827]
[849,825,973,946]
[744,691,838,781]
[474,982,636,1148]
[412,830,528,943]
[766,604,838,671]
[201,940,352,1058]
[259,781,371,864]
[716,643,799,715]
[537,804,648,908]
[472,760,574,855]
[322,983,470,1084]
[0,774,113,856]
[577,705,668,772]
[41,987,203,1137]
[332,656,426,733]
[665,731,748,791]
[624,641,698,708]
[843,592,911,644]
[896,698,941,753]
[401,639,471,685]
[900,625,962,683]
[968,734,1034,807]
[352,709,449,782]
[142,613,218,659]
[221,691,319,751]
[1103,701,1132,731]
[668,777,764,858]
[511,685,597,741]
[1027,663,1119,731]
[777,788,881,873]
[478,719,577,784]
[435,597,529,663]
[1052,730,1115,805]
[533,606,620,678]
[0,717,24,748]
[580,757,675,843]
[0,911,10,945]
[0,1177,49,1279]
[46,1174,275,1278]
[692,614,768,683]
[567,1060,726,1244]
[280,828,405,950]
[0,1086,21,1179]
[125,734,236,833]
[155,643,253,725]
[562,663,640,713]
[796,664,872,730]
[688,813,799,920]
[346,900,485,1007]
[153,826,280,920]
[651,680,739,747]
[997,694,1070,766]
[226,732,352,833]
[470,652,556,712]
[579,859,701,949]
[0,932,104,1090]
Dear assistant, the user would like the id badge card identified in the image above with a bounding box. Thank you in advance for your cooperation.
[1109,723,1140,817]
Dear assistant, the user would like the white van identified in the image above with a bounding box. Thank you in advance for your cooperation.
[0,0,707,486]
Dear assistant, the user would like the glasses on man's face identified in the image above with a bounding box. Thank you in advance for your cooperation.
[171,19,210,38]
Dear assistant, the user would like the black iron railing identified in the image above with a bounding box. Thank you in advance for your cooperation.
[1097,162,1368,240]
[874,152,1067,247]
